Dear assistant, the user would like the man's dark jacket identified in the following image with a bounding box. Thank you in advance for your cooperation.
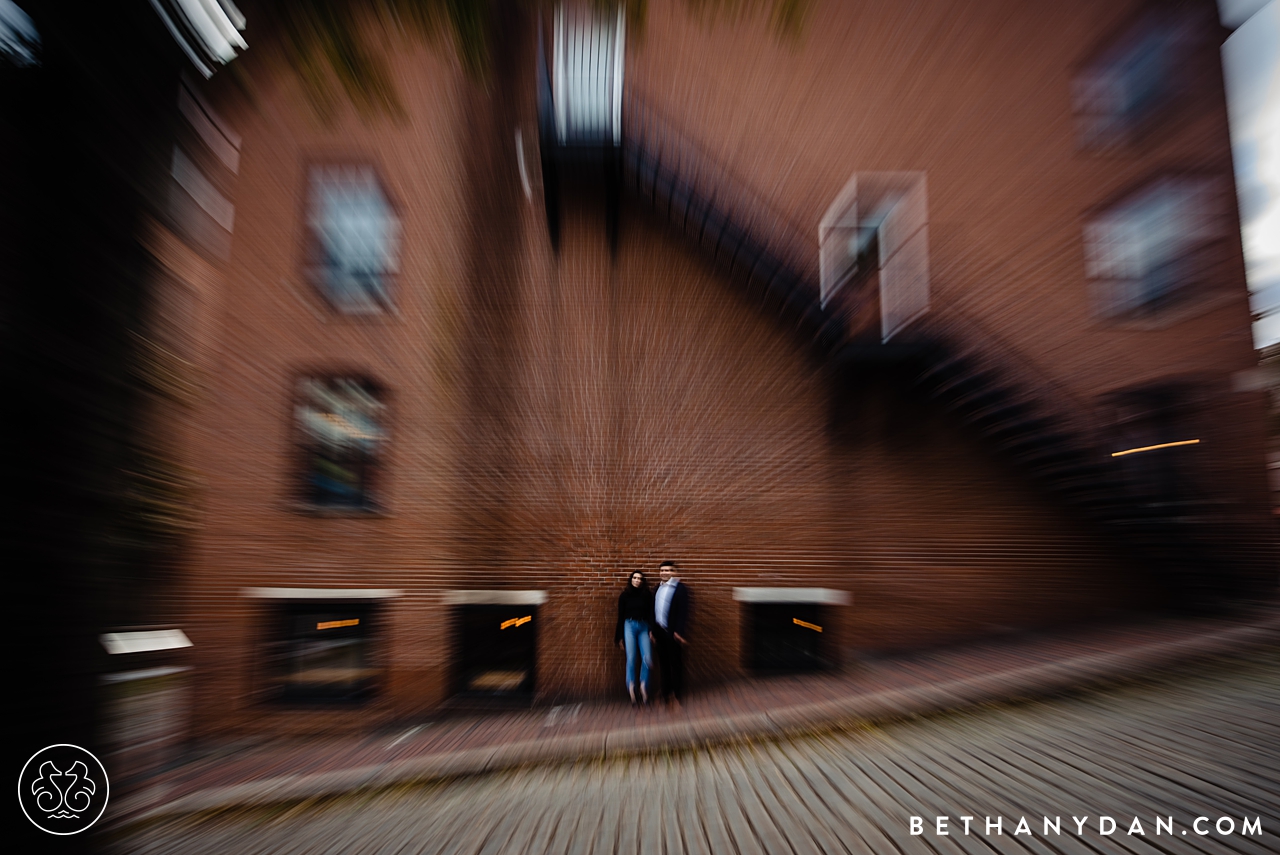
[660,581,691,638]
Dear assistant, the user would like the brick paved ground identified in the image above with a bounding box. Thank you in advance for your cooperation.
[106,608,1279,827]
[107,645,1279,854]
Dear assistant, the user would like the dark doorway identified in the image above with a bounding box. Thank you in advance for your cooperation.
[743,603,830,674]
[453,604,538,697]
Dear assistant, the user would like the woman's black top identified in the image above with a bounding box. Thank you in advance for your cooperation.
[614,583,655,644]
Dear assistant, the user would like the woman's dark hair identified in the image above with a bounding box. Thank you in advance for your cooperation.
[628,571,646,585]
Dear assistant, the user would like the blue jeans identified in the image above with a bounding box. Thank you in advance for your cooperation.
[623,619,652,691]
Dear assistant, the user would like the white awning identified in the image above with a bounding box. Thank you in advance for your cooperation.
[442,590,548,606]
[100,629,193,655]
[242,587,404,599]
[732,588,851,605]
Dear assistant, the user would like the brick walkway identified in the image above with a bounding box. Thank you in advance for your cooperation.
[110,608,1280,827]
[110,649,1280,855]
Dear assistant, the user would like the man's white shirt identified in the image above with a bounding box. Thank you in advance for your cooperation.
[655,579,677,629]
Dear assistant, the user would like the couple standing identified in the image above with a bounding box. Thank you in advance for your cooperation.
[613,560,690,707]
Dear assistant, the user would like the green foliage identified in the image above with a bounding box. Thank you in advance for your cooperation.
[258,0,495,117]
[682,0,809,37]
[264,0,808,117]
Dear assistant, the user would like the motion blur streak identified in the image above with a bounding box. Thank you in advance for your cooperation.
[7,1,1277,853]
[112,652,1280,854]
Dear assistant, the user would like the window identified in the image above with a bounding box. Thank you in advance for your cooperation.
[307,166,399,313]
[1084,177,1223,319]
[265,601,379,703]
[819,172,929,341]
[1072,10,1198,150]
[295,377,386,509]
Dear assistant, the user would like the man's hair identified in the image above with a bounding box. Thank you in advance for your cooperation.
[658,560,677,570]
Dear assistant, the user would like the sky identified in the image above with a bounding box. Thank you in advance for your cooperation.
[0,0,36,65]
[1221,0,1280,348]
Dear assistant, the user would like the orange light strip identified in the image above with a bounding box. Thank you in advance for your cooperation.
[793,618,823,632]
[316,618,360,630]
[1111,439,1200,458]
[500,615,532,630]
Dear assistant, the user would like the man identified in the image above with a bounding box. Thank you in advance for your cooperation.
[651,560,691,707]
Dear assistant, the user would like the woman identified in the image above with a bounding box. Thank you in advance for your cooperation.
[614,571,655,706]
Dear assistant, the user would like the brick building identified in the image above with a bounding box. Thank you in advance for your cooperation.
[150,0,1274,735]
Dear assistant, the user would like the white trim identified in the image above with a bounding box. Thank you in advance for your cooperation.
[443,590,548,606]
[553,4,566,143]
[172,146,235,231]
[174,0,244,61]
[612,6,625,146]
[100,629,193,655]
[818,174,859,307]
[732,587,850,605]
[515,128,532,201]
[149,0,214,77]
[101,666,191,684]
[178,78,241,172]
[242,587,404,599]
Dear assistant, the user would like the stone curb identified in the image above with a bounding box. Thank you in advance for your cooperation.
[116,615,1280,827]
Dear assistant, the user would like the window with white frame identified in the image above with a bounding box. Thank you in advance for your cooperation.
[1084,177,1223,319]
[307,166,399,313]
[820,172,929,342]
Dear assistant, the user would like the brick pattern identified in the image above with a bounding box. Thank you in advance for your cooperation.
[172,0,1272,735]
[109,611,1280,824]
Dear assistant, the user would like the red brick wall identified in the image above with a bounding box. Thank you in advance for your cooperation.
[171,0,1271,734]
[629,0,1270,570]
[181,36,475,733]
